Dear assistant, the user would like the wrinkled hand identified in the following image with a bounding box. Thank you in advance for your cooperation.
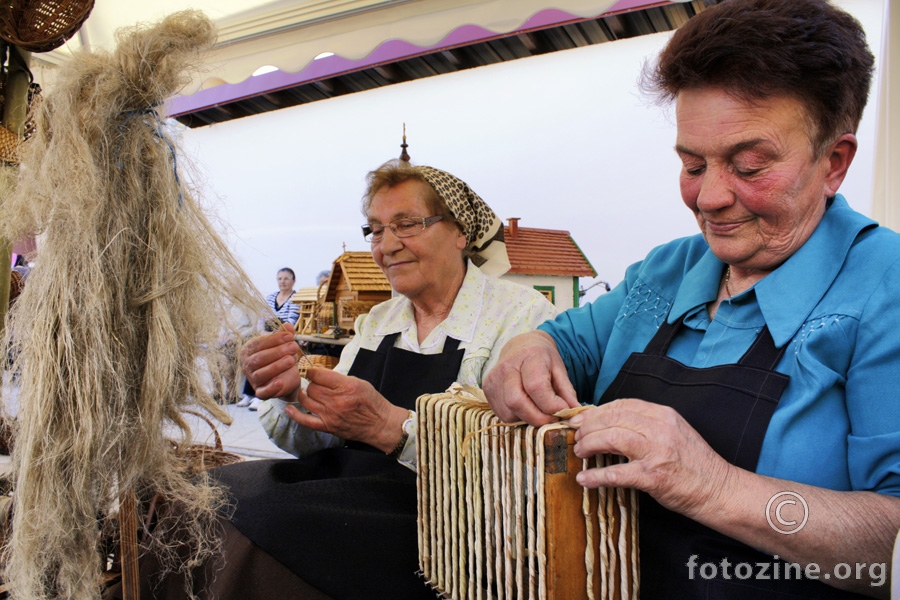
[240,322,301,401]
[570,399,733,521]
[284,367,407,452]
[483,331,578,427]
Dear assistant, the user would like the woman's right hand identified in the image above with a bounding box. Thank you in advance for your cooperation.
[241,322,301,401]
[483,330,579,426]
[284,368,408,451]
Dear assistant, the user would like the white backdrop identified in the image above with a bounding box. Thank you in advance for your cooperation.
[180,0,884,304]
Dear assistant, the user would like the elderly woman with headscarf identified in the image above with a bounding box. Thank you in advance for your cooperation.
[196,159,557,600]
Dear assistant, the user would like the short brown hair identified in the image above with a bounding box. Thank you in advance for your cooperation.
[644,0,874,155]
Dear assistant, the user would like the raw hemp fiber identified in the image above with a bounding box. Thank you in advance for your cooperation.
[0,10,272,600]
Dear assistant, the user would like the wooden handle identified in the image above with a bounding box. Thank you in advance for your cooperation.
[119,491,140,600]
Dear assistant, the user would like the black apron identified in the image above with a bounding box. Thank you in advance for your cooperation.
[598,316,868,599]
[344,333,461,452]
[216,332,464,600]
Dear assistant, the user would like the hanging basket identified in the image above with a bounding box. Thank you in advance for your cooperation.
[0,125,18,164]
[0,0,96,53]
[0,77,41,165]
[170,410,243,475]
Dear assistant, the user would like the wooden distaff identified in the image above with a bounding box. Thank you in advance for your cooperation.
[416,386,639,600]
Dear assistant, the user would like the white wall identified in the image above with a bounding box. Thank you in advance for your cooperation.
[181,0,884,305]
[503,274,578,309]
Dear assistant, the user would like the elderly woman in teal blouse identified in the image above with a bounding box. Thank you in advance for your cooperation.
[485,1,899,598]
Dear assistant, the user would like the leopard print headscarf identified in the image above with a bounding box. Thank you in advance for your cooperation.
[419,166,511,277]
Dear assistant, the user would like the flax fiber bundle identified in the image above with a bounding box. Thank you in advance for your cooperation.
[0,10,271,599]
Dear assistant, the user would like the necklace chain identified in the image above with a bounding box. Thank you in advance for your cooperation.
[724,266,733,298]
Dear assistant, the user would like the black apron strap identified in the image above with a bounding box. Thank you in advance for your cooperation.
[641,317,682,356]
[441,336,461,354]
[376,331,460,355]
[375,331,400,353]
[738,325,788,370]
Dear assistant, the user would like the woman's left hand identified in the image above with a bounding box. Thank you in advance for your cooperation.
[570,399,900,596]
[282,367,408,453]
[570,398,733,521]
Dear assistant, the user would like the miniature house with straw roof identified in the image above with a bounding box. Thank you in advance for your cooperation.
[501,217,596,309]
[290,286,323,335]
[319,251,392,334]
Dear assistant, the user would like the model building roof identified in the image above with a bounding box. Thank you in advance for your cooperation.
[291,287,320,304]
[504,221,596,277]
[324,251,392,301]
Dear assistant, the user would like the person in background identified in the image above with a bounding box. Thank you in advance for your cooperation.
[267,267,301,328]
[12,254,30,281]
[298,269,342,358]
[237,267,300,410]
[5,261,26,378]
[484,1,899,598]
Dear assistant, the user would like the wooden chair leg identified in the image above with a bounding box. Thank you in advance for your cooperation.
[119,491,140,600]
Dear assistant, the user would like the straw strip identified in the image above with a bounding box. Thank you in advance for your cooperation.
[448,401,460,598]
[525,425,537,600]
[415,396,428,579]
[454,402,467,597]
[583,457,596,600]
[501,425,513,599]
[480,410,495,600]
[439,398,451,592]
[513,426,525,598]
[464,406,479,599]
[535,425,548,600]
[489,411,502,597]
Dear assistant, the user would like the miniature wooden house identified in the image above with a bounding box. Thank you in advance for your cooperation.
[290,286,323,335]
[321,251,392,334]
[500,218,597,309]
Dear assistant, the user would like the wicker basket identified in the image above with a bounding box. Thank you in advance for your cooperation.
[0,126,18,165]
[8,269,23,306]
[171,410,243,475]
[297,354,340,379]
[0,0,96,53]
[0,80,41,165]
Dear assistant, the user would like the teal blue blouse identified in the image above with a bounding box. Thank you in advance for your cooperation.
[539,195,900,496]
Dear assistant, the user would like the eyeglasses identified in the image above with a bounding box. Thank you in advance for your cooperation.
[361,215,446,243]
